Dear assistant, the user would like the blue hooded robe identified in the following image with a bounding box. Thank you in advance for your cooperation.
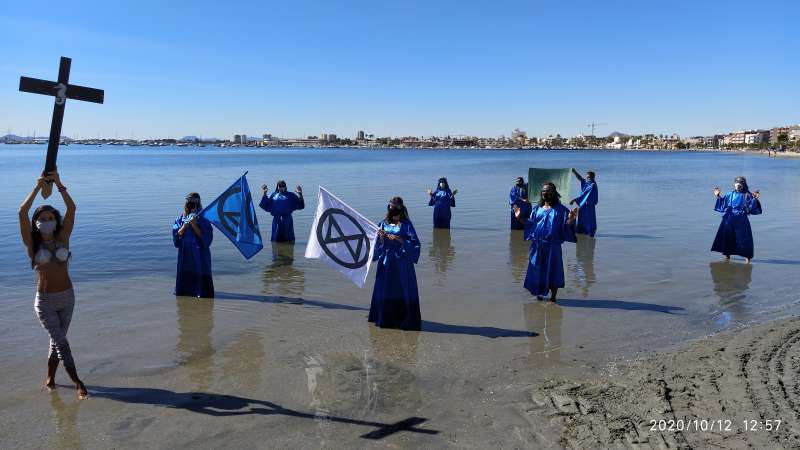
[509,185,531,230]
[259,191,304,242]
[571,180,598,237]
[522,204,577,297]
[173,214,214,298]
[428,189,456,229]
[368,219,422,330]
[711,190,762,259]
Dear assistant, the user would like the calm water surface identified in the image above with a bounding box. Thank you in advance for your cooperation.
[1,145,798,448]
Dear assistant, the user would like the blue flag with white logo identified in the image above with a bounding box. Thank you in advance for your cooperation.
[200,172,263,259]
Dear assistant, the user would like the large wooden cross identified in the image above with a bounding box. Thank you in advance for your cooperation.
[19,56,104,198]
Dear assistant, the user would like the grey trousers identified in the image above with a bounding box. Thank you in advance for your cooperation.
[34,288,76,371]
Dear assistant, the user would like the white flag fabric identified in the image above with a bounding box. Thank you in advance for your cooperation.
[305,186,379,288]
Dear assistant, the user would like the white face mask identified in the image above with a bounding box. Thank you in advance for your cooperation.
[36,220,57,234]
[734,183,744,192]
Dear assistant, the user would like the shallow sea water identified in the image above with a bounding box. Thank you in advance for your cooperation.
[1,145,798,448]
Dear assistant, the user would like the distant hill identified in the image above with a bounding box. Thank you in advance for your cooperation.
[607,131,630,138]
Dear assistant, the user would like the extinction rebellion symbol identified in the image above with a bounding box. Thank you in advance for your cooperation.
[216,185,256,236]
[316,208,370,269]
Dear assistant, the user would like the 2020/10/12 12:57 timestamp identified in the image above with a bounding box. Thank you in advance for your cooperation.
[649,419,782,432]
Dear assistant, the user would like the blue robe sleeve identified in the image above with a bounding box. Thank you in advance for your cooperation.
[560,206,577,243]
[172,216,183,248]
[401,221,421,264]
[510,186,529,207]
[523,206,538,241]
[714,193,730,213]
[292,192,305,211]
[196,217,214,247]
[572,181,595,207]
[372,221,385,261]
[450,193,456,208]
[259,194,274,213]
[428,194,436,206]
[747,194,762,215]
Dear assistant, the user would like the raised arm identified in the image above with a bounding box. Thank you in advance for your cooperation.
[748,191,762,215]
[19,175,46,257]
[295,186,305,210]
[713,188,728,213]
[572,168,585,182]
[258,187,274,213]
[571,181,594,207]
[50,171,76,243]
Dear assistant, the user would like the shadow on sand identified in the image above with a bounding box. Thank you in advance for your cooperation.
[215,291,368,311]
[420,320,536,338]
[555,298,684,314]
[752,259,800,266]
[88,386,438,440]
[218,292,533,338]
[594,233,662,240]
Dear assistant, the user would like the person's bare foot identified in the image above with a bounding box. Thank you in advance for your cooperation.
[76,382,88,400]
[745,258,751,264]
[536,295,544,301]
[724,254,730,260]
[549,296,557,303]
[44,377,56,391]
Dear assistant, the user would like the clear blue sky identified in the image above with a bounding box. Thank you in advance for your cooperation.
[1,0,798,139]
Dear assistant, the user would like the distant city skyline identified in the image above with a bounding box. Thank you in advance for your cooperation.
[2,0,798,139]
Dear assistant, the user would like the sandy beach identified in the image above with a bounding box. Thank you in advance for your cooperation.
[3,278,799,449]
[518,317,800,449]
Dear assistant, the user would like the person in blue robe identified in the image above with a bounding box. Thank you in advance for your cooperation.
[514,182,578,302]
[569,169,598,237]
[369,197,422,330]
[173,192,214,298]
[427,177,457,229]
[711,176,762,263]
[259,180,305,242]
[509,177,531,230]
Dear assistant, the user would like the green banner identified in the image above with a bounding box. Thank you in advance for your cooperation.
[528,168,573,200]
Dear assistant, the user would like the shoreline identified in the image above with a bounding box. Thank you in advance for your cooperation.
[3,141,799,157]
[511,315,800,448]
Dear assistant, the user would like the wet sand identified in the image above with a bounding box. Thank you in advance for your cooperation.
[2,273,799,448]
[523,317,800,449]
[2,147,800,448]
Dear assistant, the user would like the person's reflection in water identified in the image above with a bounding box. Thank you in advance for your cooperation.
[524,302,563,367]
[48,391,81,449]
[572,236,597,298]
[301,328,421,445]
[709,260,753,329]
[429,228,455,276]
[365,326,421,416]
[220,329,265,394]
[176,296,215,390]
[509,230,528,283]
[263,241,305,296]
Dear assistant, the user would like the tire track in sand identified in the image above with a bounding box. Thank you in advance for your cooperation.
[527,318,800,449]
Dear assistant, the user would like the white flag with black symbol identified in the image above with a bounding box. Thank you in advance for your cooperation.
[305,186,379,288]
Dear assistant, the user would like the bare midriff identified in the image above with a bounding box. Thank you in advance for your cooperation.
[34,261,72,294]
